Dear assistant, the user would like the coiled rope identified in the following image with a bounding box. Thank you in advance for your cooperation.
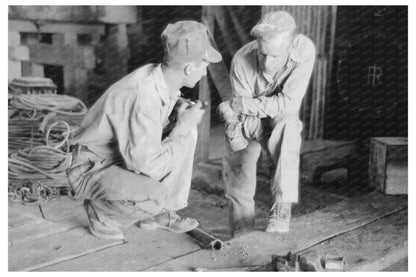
[8,121,73,203]
[8,94,85,152]
[9,120,72,179]
[8,94,87,203]
[9,94,88,116]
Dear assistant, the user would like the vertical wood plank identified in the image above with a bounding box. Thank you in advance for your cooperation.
[195,76,211,164]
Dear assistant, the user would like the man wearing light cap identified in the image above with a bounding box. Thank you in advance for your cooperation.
[67,21,222,240]
[218,11,316,235]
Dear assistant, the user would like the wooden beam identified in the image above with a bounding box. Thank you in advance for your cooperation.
[202,6,233,101]
[226,6,250,46]
[195,76,211,164]
[9,20,105,35]
[207,64,233,101]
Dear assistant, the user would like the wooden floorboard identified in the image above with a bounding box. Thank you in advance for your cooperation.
[382,257,408,272]
[9,219,82,246]
[8,208,44,228]
[37,197,85,222]
[8,201,43,227]
[297,208,408,271]
[9,197,89,246]
[35,227,201,271]
[9,227,124,271]
[144,191,407,271]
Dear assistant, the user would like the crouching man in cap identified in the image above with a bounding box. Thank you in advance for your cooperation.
[67,21,222,240]
[218,11,316,236]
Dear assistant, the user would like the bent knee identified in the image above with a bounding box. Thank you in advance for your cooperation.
[272,114,302,130]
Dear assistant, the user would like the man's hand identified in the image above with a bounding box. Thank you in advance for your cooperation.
[170,101,205,137]
[230,97,244,113]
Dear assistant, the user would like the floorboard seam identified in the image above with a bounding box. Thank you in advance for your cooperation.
[26,241,124,272]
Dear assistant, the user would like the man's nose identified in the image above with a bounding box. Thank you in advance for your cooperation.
[264,55,273,68]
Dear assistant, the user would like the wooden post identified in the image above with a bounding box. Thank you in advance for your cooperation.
[202,6,233,102]
[195,76,211,164]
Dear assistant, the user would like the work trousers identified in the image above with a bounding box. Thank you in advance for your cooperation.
[67,129,197,227]
[223,114,303,234]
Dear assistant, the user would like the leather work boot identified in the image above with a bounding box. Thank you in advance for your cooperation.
[217,101,248,152]
[266,202,292,233]
[137,211,199,233]
[84,199,125,240]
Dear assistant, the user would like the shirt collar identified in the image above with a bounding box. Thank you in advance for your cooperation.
[288,35,302,63]
[152,63,181,105]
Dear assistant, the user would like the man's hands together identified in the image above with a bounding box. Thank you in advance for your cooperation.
[170,100,205,137]
[229,97,244,114]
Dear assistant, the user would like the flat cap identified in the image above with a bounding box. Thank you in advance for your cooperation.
[251,11,297,38]
[162,20,222,64]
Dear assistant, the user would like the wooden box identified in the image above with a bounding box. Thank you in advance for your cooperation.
[369,137,408,195]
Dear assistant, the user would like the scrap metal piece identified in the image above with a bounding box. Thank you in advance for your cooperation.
[324,254,345,271]
[299,250,324,271]
[272,252,297,271]
[186,228,224,251]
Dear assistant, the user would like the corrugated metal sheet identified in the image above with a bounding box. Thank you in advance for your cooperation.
[263,6,337,139]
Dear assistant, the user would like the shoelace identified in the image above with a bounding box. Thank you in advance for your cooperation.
[170,212,187,223]
[163,212,188,228]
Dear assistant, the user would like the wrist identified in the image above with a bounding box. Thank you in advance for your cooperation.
[230,97,244,113]
[170,124,189,138]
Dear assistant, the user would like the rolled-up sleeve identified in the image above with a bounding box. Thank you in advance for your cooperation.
[109,93,187,181]
[230,57,255,98]
[236,39,316,118]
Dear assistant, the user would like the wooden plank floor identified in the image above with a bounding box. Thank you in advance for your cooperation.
[8,172,408,272]
[9,187,407,271]
[144,191,407,271]
[297,208,408,271]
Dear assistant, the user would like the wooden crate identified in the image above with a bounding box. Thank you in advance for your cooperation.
[369,137,408,195]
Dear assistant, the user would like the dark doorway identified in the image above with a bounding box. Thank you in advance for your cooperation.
[43,64,64,94]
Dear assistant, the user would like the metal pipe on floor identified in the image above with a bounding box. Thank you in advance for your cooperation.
[186,228,224,251]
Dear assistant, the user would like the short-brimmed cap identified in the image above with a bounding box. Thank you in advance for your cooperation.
[162,20,222,64]
[250,11,297,38]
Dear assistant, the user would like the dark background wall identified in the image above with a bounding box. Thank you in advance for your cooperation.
[325,6,408,141]
[324,6,407,182]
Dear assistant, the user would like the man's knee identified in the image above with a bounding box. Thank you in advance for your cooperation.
[272,114,302,132]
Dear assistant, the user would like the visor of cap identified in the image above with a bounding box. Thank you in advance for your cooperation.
[250,23,295,38]
[203,43,222,63]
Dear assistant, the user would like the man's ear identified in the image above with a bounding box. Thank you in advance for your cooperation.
[184,63,196,76]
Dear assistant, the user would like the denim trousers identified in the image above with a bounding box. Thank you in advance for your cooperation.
[67,129,197,227]
[223,114,303,234]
